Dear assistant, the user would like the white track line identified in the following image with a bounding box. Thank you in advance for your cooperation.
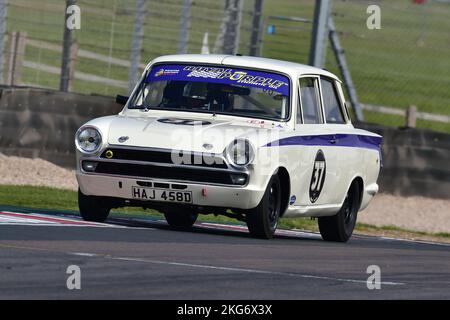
[112,256,405,286]
[67,253,403,286]
[0,242,405,287]
[71,252,99,257]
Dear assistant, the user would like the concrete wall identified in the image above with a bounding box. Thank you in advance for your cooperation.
[356,123,450,199]
[0,86,122,168]
[0,87,449,199]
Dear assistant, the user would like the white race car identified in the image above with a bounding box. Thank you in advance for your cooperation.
[75,54,382,241]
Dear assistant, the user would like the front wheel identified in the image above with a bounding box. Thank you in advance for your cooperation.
[78,189,111,222]
[246,175,281,239]
[164,208,198,229]
[318,181,361,242]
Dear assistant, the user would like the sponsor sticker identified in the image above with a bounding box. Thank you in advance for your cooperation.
[289,195,296,205]
[154,68,180,77]
[146,64,290,96]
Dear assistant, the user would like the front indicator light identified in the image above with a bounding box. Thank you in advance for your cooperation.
[82,161,98,172]
[230,173,247,185]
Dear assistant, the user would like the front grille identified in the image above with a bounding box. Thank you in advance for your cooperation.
[101,147,227,169]
[88,161,247,186]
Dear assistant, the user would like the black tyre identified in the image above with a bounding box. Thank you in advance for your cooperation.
[78,189,111,222]
[318,181,361,242]
[164,208,198,229]
[246,175,281,239]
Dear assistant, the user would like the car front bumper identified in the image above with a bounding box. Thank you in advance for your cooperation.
[76,172,266,210]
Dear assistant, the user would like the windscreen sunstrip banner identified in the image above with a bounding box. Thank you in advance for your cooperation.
[146,64,290,96]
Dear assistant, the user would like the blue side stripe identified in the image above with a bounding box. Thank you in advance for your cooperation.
[263,134,382,151]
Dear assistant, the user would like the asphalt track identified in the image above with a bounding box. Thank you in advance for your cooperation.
[0,206,449,299]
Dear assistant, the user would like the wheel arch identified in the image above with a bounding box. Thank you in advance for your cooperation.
[349,176,364,211]
[274,167,291,217]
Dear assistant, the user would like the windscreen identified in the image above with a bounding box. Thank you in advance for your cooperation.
[129,64,291,121]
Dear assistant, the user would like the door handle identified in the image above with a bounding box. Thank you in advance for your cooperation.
[329,137,337,144]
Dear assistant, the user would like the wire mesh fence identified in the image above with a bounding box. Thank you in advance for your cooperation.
[331,0,450,132]
[2,0,256,96]
[1,0,449,132]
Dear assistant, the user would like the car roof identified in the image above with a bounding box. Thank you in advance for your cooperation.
[149,54,340,82]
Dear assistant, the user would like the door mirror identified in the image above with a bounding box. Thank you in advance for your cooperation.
[116,95,129,106]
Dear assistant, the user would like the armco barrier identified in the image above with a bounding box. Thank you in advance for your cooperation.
[0,87,449,199]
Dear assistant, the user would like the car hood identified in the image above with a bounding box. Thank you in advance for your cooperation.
[107,114,279,154]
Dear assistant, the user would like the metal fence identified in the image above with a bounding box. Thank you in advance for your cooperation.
[1,0,258,95]
[331,0,450,132]
[0,0,449,132]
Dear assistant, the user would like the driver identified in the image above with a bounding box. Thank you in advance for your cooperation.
[206,83,233,112]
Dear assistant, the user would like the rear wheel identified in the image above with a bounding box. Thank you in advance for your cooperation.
[164,208,198,229]
[246,175,281,239]
[78,189,111,222]
[318,181,361,242]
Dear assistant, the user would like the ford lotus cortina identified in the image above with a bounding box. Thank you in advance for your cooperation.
[75,54,382,241]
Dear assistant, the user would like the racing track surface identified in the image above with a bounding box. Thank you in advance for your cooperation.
[0,206,449,299]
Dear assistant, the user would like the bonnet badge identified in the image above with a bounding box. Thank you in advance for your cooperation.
[202,143,213,150]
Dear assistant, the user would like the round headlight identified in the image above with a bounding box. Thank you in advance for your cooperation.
[75,127,102,154]
[226,139,255,167]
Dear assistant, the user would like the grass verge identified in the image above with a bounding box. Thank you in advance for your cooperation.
[0,185,448,242]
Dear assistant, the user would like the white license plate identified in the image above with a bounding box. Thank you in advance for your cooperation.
[131,187,192,203]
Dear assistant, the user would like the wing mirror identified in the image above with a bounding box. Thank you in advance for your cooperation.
[116,95,129,106]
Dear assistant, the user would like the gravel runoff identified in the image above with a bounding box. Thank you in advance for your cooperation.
[0,153,78,191]
[0,153,449,234]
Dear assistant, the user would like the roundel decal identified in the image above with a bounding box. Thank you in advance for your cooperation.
[309,150,326,203]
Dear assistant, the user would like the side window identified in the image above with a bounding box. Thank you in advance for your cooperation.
[320,78,346,124]
[299,77,321,124]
